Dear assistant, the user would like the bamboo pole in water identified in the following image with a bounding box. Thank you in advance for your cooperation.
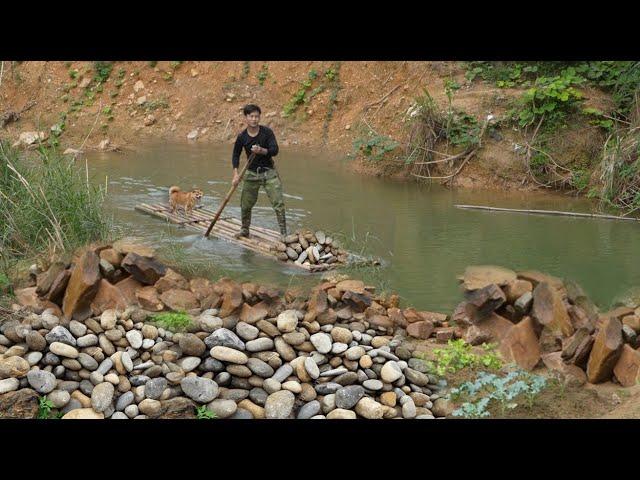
[455,204,640,222]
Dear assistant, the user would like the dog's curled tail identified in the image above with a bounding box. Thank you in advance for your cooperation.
[169,186,180,194]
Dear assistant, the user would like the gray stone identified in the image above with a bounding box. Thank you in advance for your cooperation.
[69,320,87,338]
[249,387,268,406]
[271,364,293,383]
[335,385,365,409]
[27,369,57,394]
[402,398,417,418]
[247,358,274,378]
[245,337,274,352]
[42,352,61,366]
[265,390,295,419]
[0,377,20,394]
[178,356,202,372]
[236,322,259,341]
[25,352,43,366]
[381,361,403,383]
[331,342,348,354]
[97,358,113,375]
[181,377,219,403]
[404,368,430,387]
[315,382,342,395]
[91,382,115,412]
[345,346,366,360]
[310,333,332,354]
[363,379,383,391]
[45,326,76,346]
[77,353,98,371]
[145,378,167,400]
[129,375,150,386]
[202,357,225,372]
[48,390,70,408]
[304,357,320,379]
[229,408,254,419]
[77,334,98,348]
[207,399,237,418]
[116,391,135,411]
[320,367,348,377]
[121,352,134,372]
[61,398,83,415]
[205,329,245,351]
[79,379,94,396]
[124,404,139,418]
[111,412,128,419]
[297,400,321,419]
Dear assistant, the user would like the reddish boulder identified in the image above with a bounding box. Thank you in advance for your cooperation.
[115,276,144,305]
[403,308,424,324]
[459,265,517,291]
[464,283,507,318]
[561,328,594,367]
[121,252,166,285]
[90,279,130,316]
[62,250,101,320]
[215,278,244,317]
[435,327,455,343]
[45,269,71,305]
[613,344,640,387]
[136,286,164,312]
[541,352,587,387]
[154,268,188,293]
[317,308,338,326]
[368,314,393,330]
[531,282,574,338]
[342,290,372,312]
[387,308,407,328]
[257,285,282,302]
[499,317,541,370]
[464,313,513,345]
[99,248,123,267]
[622,315,640,334]
[586,316,623,384]
[503,279,533,304]
[567,305,595,333]
[406,320,434,340]
[35,261,66,296]
[189,278,215,301]
[239,302,268,324]
[517,270,565,293]
[335,279,366,294]
[160,289,200,311]
[304,289,328,322]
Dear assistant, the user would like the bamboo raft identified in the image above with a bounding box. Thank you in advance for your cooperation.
[135,202,378,272]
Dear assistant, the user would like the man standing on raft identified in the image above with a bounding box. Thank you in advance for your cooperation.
[232,104,287,239]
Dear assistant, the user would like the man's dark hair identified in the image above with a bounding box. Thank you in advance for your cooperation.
[243,104,261,116]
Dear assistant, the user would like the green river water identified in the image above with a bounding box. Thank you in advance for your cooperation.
[87,142,640,314]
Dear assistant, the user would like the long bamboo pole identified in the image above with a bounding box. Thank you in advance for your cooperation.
[455,204,640,222]
[204,152,257,237]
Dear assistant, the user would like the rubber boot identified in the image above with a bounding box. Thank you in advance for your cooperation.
[276,211,287,242]
[235,213,251,239]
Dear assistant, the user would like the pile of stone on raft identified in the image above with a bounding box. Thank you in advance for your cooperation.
[272,230,349,266]
[451,265,640,388]
[0,241,453,419]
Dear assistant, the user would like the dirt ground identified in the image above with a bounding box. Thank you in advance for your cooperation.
[410,338,637,419]
[0,61,610,192]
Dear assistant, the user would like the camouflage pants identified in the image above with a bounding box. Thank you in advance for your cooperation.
[240,168,286,235]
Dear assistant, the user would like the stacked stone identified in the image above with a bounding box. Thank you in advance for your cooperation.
[0,266,453,419]
[273,230,349,266]
[452,265,640,388]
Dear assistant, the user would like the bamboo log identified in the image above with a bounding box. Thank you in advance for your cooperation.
[204,152,257,237]
[455,204,640,222]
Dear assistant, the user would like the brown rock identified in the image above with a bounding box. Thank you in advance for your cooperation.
[531,282,574,337]
[45,269,71,305]
[200,292,222,310]
[257,285,282,302]
[561,328,594,367]
[568,305,595,333]
[459,265,517,291]
[14,287,45,311]
[517,270,565,292]
[36,261,66,296]
[121,252,166,285]
[368,314,393,330]
[62,250,101,320]
[160,289,200,311]
[335,279,366,294]
[406,320,434,340]
[539,327,564,355]
[387,308,407,328]
[499,317,540,370]
[154,268,188,293]
[0,356,30,379]
[622,315,640,334]
[418,311,448,325]
[304,289,327,322]
[541,352,587,387]
[465,283,507,318]
[99,248,123,267]
[463,313,513,345]
[112,239,155,258]
[238,399,265,419]
[114,276,144,305]
[239,303,267,324]
[189,278,215,301]
[435,327,455,343]
[216,278,244,317]
[503,279,533,304]
[451,301,474,327]
[586,316,623,384]
[90,279,130,316]
[342,290,372,312]
[602,306,636,321]
[613,344,640,387]
[136,286,164,311]
[0,389,40,418]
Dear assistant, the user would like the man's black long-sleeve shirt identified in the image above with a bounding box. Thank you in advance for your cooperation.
[232,125,279,171]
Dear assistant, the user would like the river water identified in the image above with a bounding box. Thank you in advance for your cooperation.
[86,142,640,313]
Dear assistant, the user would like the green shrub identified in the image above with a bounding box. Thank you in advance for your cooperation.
[415,340,503,377]
[195,405,217,419]
[149,311,193,332]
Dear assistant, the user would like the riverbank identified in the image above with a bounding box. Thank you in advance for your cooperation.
[2,240,640,419]
[2,61,636,198]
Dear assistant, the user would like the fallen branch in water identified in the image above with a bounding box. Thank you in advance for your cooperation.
[455,204,640,222]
